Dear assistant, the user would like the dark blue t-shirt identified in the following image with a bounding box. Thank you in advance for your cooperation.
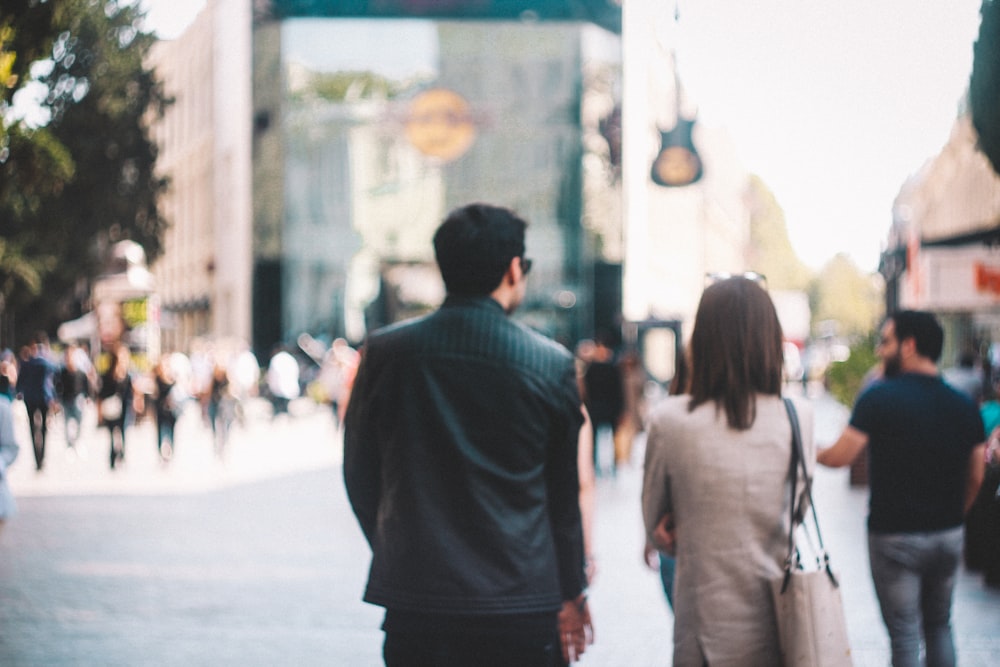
[850,372,984,533]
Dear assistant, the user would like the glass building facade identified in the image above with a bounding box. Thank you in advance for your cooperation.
[252,16,620,355]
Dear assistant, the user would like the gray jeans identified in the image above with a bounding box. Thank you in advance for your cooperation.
[868,527,964,667]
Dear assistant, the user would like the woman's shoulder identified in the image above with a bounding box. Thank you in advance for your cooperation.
[646,394,691,425]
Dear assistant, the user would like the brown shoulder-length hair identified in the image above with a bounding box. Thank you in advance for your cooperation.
[686,276,784,429]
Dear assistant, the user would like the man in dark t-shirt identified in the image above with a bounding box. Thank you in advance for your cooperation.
[819,310,985,667]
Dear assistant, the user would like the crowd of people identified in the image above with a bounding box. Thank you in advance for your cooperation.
[0,334,360,481]
[341,202,996,667]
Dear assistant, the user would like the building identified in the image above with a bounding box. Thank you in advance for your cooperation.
[147,0,253,355]
[884,107,1000,372]
[148,0,754,384]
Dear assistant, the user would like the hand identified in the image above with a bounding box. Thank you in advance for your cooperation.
[643,542,659,570]
[652,513,676,556]
[558,594,594,663]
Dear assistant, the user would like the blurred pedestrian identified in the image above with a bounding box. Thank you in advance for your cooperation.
[344,203,593,665]
[57,343,92,453]
[266,346,300,419]
[98,345,141,470]
[583,334,624,476]
[582,337,624,475]
[641,275,814,666]
[615,349,646,466]
[317,338,359,428]
[0,349,17,400]
[207,362,236,458]
[153,356,181,462]
[819,310,986,667]
[17,334,58,471]
[0,387,20,530]
[227,344,260,426]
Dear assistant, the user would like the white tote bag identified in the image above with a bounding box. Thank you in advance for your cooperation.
[771,399,852,667]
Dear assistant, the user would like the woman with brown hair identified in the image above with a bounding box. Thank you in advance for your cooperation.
[641,275,815,666]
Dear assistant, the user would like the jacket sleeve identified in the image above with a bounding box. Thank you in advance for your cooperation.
[641,417,672,544]
[546,361,588,601]
[342,344,381,548]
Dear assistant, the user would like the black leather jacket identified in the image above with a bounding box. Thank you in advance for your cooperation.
[344,296,587,615]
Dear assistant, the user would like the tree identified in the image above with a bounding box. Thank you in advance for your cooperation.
[0,0,167,342]
[745,174,813,291]
[810,253,883,340]
[971,0,1000,175]
[1,0,58,106]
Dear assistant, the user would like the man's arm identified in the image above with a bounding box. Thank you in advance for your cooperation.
[817,425,868,468]
[546,367,591,662]
[965,443,987,513]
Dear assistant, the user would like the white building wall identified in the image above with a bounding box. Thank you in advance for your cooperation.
[211,0,253,345]
[148,8,216,353]
[148,0,253,354]
[622,0,750,332]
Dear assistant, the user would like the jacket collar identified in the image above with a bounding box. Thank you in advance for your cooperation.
[441,294,506,315]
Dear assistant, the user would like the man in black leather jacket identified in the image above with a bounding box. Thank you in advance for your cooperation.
[344,203,593,666]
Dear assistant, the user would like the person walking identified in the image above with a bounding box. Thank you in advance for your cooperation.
[0,387,20,531]
[57,343,92,453]
[818,310,986,667]
[265,346,299,419]
[98,345,141,470]
[153,356,181,462]
[206,362,236,459]
[582,334,624,476]
[0,349,18,400]
[641,275,814,666]
[343,203,593,666]
[17,335,58,471]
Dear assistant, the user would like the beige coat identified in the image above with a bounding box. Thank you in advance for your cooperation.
[642,394,815,667]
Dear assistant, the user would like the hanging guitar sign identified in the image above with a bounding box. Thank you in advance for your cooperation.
[651,112,703,187]
[650,10,703,188]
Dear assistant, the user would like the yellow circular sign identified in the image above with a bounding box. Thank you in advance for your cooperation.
[405,89,476,162]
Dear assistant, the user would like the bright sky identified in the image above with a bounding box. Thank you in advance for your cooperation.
[142,0,985,273]
[672,1,983,272]
[139,0,207,40]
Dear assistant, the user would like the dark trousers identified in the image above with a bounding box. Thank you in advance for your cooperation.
[106,420,126,469]
[383,630,559,667]
[25,402,49,470]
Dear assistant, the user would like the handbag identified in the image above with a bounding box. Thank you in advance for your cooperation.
[100,394,123,422]
[769,398,853,667]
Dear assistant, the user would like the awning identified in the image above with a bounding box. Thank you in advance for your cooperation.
[57,312,96,343]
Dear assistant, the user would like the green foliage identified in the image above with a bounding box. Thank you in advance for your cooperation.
[810,253,883,339]
[291,70,403,103]
[0,0,57,104]
[745,175,884,341]
[825,332,880,408]
[0,0,167,343]
[971,0,1000,175]
[746,174,813,291]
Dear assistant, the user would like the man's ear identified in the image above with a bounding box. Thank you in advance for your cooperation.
[503,256,519,285]
[900,336,917,358]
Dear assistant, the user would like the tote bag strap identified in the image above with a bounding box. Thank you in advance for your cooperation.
[781,397,839,591]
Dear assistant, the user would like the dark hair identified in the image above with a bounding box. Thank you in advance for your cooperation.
[890,310,943,362]
[433,203,527,297]
[687,277,784,429]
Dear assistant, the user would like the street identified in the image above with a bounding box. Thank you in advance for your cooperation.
[1,390,999,666]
